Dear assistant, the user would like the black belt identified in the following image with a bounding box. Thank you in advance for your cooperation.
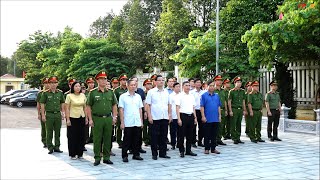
[180,113,194,117]
[232,107,242,110]
[46,111,60,114]
[93,113,111,118]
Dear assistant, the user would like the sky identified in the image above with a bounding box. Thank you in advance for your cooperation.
[1,0,128,58]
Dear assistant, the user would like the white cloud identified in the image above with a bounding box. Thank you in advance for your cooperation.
[0,0,128,58]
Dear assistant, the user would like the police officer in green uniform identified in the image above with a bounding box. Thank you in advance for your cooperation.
[143,78,153,146]
[64,79,76,98]
[36,77,50,148]
[222,79,232,139]
[228,77,247,144]
[113,73,128,148]
[265,80,282,142]
[213,75,227,146]
[87,71,118,166]
[111,77,119,90]
[40,76,65,154]
[85,77,95,144]
[150,74,157,88]
[247,81,265,143]
[244,81,252,137]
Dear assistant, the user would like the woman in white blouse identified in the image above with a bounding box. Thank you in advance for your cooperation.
[65,81,87,159]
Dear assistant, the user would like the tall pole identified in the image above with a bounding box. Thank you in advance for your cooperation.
[216,0,220,75]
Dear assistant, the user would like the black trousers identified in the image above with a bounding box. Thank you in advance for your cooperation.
[267,109,280,138]
[195,110,204,144]
[204,122,219,151]
[177,113,194,153]
[170,119,178,146]
[122,126,141,158]
[67,117,85,157]
[150,119,168,157]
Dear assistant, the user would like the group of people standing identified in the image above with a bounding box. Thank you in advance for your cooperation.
[36,71,282,166]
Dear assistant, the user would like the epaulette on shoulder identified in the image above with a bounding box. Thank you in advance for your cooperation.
[44,89,50,92]
[108,88,113,91]
[64,90,69,94]
[114,87,120,91]
[90,87,98,92]
[267,90,272,94]
[58,89,63,92]
[230,88,236,91]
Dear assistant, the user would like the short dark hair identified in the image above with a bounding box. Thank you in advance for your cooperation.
[188,78,194,82]
[127,79,136,85]
[173,82,180,87]
[207,80,214,86]
[182,81,190,86]
[194,78,201,83]
[155,75,163,81]
[166,77,173,82]
[70,81,80,93]
[130,75,138,80]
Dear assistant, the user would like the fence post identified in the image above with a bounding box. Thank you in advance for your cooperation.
[280,104,291,132]
[314,109,320,135]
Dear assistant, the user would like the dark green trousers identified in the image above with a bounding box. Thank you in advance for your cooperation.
[45,112,61,151]
[93,116,112,161]
[142,119,150,144]
[41,120,46,146]
[217,110,226,140]
[231,108,243,141]
[249,110,262,140]
[245,114,250,135]
[116,116,122,145]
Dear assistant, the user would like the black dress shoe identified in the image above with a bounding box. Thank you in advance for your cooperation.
[269,137,274,142]
[251,139,258,143]
[198,143,204,147]
[133,156,143,160]
[191,144,197,148]
[123,157,128,162]
[217,141,227,145]
[186,152,197,156]
[274,137,282,141]
[171,145,175,150]
[238,140,244,144]
[43,145,47,148]
[258,139,265,142]
[152,156,157,160]
[159,155,171,159]
[110,152,116,156]
[54,149,63,153]
[233,140,239,144]
[118,144,122,148]
[180,153,185,158]
[223,137,228,140]
[48,150,54,154]
[139,149,146,153]
[103,159,113,164]
[93,160,100,166]
[83,147,87,151]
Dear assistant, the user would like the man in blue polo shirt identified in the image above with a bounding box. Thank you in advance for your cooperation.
[200,80,222,155]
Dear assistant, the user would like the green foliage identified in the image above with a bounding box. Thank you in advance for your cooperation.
[219,0,282,78]
[121,0,151,73]
[108,16,125,45]
[154,0,195,70]
[89,12,115,39]
[13,30,58,87]
[242,0,320,67]
[68,38,129,81]
[0,56,9,76]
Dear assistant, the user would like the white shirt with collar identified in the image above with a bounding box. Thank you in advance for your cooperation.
[191,88,206,110]
[175,91,196,114]
[169,91,179,119]
[118,92,144,127]
[145,87,170,120]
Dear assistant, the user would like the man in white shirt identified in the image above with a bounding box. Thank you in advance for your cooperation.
[176,81,198,158]
[145,75,172,160]
[169,82,180,150]
[119,79,144,162]
[191,78,206,147]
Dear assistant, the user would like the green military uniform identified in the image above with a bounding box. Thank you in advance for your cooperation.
[39,88,65,152]
[222,79,231,139]
[113,84,127,147]
[214,88,227,141]
[265,80,281,140]
[142,78,152,145]
[87,87,117,162]
[228,77,246,143]
[248,89,263,141]
[244,81,252,136]
[36,90,46,146]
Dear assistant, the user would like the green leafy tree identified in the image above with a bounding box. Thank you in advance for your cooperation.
[108,16,125,45]
[121,0,151,73]
[218,0,282,79]
[0,56,9,76]
[68,38,129,81]
[89,12,115,39]
[154,0,195,70]
[13,30,57,87]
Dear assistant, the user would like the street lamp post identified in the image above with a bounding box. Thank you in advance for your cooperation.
[216,0,220,75]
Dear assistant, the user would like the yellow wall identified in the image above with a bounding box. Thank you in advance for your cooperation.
[0,78,26,94]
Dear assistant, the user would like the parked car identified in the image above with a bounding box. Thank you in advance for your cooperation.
[0,90,26,103]
[9,92,38,107]
[2,90,39,104]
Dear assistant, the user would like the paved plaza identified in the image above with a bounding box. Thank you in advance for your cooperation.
[1,125,319,179]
